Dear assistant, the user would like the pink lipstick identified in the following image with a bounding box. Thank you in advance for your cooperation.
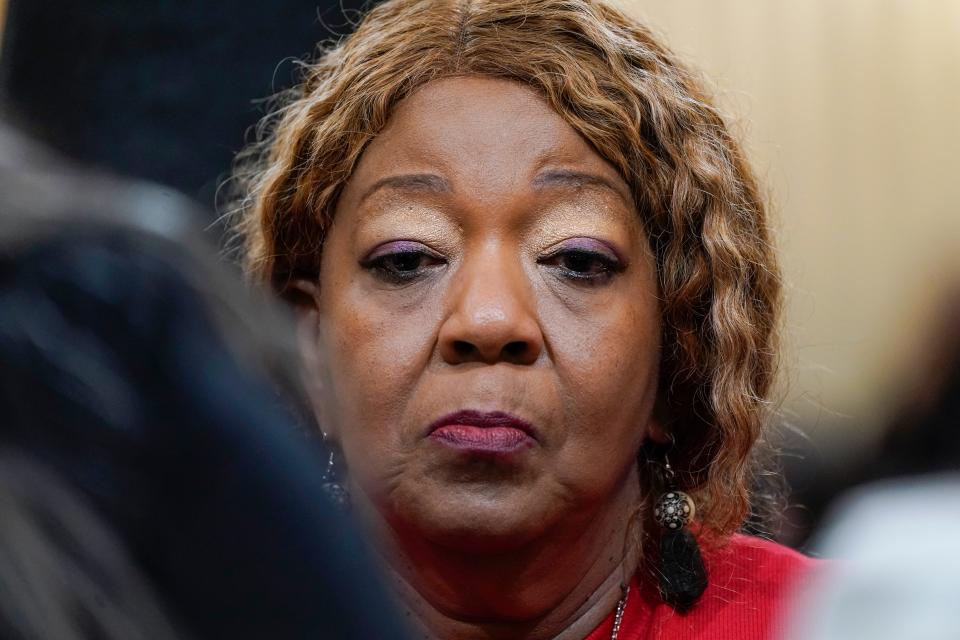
[427,410,537,454]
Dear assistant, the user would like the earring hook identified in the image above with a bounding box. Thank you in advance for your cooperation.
[663,453,676,482]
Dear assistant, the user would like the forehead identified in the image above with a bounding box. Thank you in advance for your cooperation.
[340,76,634,212]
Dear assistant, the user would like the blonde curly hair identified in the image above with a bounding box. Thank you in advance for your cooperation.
[230,0,782,547]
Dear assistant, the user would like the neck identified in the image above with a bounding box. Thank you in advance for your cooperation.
[366,472,642,640]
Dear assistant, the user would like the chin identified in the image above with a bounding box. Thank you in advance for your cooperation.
[391,481,559,554]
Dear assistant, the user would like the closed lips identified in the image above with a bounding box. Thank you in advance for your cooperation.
[427,410,538,452]
[427,410,537,439]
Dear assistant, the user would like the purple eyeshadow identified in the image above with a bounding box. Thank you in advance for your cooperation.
[554,237,623,262]
[365,240,427,261]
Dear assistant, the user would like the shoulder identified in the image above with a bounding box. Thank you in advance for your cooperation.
[705,533,818,594]
[640,534,822,640]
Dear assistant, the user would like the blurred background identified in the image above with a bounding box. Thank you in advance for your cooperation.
[627,0,960,545]
[1,0,957,549]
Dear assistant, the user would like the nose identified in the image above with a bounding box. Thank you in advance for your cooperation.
[438,246,544,366]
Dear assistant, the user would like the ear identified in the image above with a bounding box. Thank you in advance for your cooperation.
[287,278,338,439]
[645,393,672,445]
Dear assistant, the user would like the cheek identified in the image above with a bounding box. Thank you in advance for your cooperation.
[557,309,659,427]
[316,273,441,482]
[544,286,661,488]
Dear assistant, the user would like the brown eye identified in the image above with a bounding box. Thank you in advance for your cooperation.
[539,248,623,284]
[361,242,445,284]
[557,250,609,275]
[382,252,428,273]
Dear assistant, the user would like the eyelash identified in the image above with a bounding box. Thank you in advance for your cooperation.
[538,248,624,284]
[361,246,624,286]
[361,249,445,285]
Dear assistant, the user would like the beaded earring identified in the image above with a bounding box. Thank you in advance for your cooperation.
[653,456,707,611]
[320,433,351,513]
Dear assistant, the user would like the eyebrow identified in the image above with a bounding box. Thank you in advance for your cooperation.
[356,169,632,209]
[358,173,452,206]
[532,169,632,204]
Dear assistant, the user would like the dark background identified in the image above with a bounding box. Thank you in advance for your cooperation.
[0,0,369,208]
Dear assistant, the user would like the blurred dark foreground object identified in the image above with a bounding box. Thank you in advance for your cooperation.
[0,125,409,640]
[0,455,184,640]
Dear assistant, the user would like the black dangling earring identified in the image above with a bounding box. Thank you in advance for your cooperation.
[320,433,351,513]
[653,455,707,612]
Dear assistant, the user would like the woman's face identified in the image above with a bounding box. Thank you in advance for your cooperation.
[307,76,662,549]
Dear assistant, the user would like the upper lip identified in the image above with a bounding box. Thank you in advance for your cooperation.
[427,410,538,440]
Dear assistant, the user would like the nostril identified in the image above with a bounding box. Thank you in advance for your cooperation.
[503,341,529,359]
[453,340,475,358]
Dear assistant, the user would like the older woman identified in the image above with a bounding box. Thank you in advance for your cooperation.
[231,0,814,638]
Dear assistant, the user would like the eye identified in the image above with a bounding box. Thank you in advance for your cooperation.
[538,240,625,285]
[361,241,446,285]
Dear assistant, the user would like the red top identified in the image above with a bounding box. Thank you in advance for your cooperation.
[586,534,817,640]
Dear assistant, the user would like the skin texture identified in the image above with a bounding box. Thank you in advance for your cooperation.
[296,77,666,639]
